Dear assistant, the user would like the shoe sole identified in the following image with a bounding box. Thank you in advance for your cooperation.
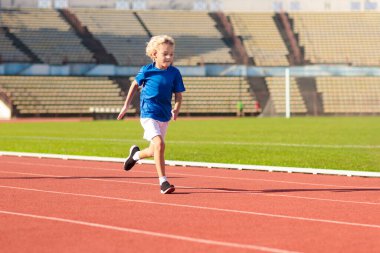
[161,186,175,194]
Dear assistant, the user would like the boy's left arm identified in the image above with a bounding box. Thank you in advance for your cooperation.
[172,92,183,121]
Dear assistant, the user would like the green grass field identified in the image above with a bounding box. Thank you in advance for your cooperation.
[0,117,379,172]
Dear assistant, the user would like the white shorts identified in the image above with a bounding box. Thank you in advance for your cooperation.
[140,118,169,142]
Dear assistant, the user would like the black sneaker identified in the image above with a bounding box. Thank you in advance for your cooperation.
[123,145,140,171]
[160,181,175,194]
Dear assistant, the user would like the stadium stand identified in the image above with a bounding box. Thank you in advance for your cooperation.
[0,76,127,116]
[180,76,257,115]
[69,8,151,66]
[265,77,307,114]
[0,29,30,63]
[67,9,236,66]
[0,8,379,117]
[137,10,235,65]
[126,76,258,115]
[227,12,290,66]
[0,8,95,64]
[316,77,380,114]
[290,12,380,66]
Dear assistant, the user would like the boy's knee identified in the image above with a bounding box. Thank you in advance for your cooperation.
[153,137,165,152]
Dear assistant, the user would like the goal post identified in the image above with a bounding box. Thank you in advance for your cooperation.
[285,68,291,118]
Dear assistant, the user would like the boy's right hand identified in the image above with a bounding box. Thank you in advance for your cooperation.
[117,107,128,120]
[117,112,125,120]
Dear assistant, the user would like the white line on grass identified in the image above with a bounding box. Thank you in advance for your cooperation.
[1,136,378,149]
[1,184,380,230]
[0,209,297,253]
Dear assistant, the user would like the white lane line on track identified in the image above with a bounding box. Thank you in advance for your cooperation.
[1,184,380,230]
[1,166,380,206]
[2,151,379,178]
[0,210,297,253]
[3,160,380,189]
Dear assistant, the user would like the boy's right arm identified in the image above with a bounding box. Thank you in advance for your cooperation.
[117,80,139,120]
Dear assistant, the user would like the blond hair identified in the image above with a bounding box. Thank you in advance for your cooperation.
[145,35,175,61]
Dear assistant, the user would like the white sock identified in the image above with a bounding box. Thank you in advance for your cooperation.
[159,176,167,185]
[132,151,140,161]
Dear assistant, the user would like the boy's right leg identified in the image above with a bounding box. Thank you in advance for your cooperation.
[124,145,140,171]
[126,139,174,194]
[135,118,173,193]
[124,143,154,171]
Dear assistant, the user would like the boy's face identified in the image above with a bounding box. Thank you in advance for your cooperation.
[154,43,174,69]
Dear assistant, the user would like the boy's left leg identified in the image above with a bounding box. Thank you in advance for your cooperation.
[151,135,175,194]
[151,135,165,177]
[132,118,173,194]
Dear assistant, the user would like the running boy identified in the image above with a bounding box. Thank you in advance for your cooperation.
[117,35,185,194]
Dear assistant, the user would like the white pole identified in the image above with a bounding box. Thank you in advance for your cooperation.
[285,68,291,118]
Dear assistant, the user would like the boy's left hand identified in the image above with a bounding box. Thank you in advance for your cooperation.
[171,109,179,121]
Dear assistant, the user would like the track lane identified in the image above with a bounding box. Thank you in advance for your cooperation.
[1,157,380,225]
[1,156,380,253]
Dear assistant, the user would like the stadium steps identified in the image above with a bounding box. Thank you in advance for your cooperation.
[70,8,151,66]
[265,77,307,115]
[0,28,31,63]
[0,26,41,63]
[247,77,270,114]
[59,9,117,64]
[209,12,251,65]
[227,12,290,66]
[1,8,95,64]
[296,78,323,115]
[138,10,235,66]
[133,12,153,37]
[273,12,304,65]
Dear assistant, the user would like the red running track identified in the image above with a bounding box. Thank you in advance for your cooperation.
[0,155,379,253]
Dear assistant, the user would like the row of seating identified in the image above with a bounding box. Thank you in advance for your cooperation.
[1,75,379,115]
[131,76,258,114]
[0,76,124,115]
[2,9,380,67]
[291,12,380,66]
[71,9,235,66]
[264,76,380,115]
[0,30,31,62]
[138,10,235,66]
[228,12,290,66]
[1,75,259,116]
[265,77,307,114]
[316,77,380,114]
[71,8,151,66]
[0,8,94,64]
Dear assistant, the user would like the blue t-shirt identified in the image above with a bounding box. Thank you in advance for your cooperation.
[135,63,186,122]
